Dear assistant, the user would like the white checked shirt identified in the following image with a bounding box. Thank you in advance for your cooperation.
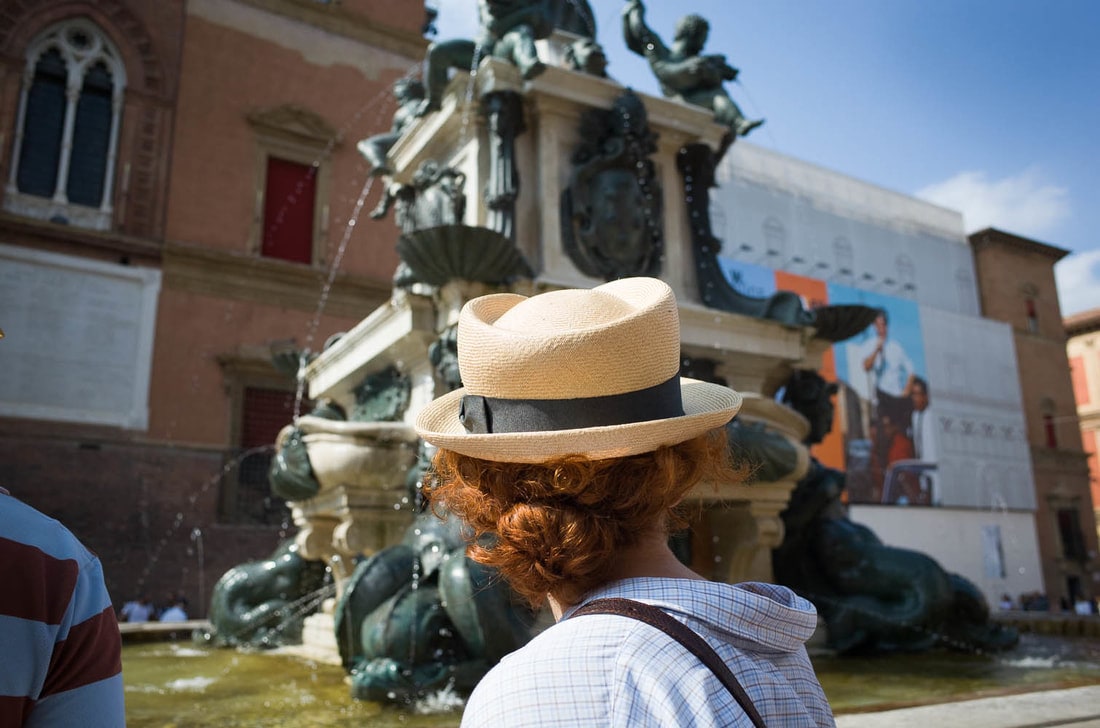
[460,578,835,727]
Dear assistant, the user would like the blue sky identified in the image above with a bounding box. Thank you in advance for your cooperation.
[432,0,1100,316]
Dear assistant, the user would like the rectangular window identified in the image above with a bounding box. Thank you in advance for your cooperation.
[228,386,300,525]
[260,157,316,264]
[241,386,297,449]
[1056,508,1087,561]
[1043,413,1057,449]
[1086,432,1099,507]
[1070,356,1090,406]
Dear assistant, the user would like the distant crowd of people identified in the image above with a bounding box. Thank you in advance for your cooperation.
[118,592,190,623]
[999,591,1099,615]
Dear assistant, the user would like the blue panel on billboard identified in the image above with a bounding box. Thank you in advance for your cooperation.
[828,285,926,402]
[718,258,778,299]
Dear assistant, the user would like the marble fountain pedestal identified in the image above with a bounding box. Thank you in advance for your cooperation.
[279,56,835,660]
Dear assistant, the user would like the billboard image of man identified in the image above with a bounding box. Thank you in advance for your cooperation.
[858,308,916,425]
[834,299,927,504]
[904,375,940,505]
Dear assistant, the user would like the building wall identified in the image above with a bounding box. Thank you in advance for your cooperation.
[1066,308,1100,543]
[0,430,277,612]
[0,0,427,615]
[971,229,1099,608]
[169,0,420,269]
[848,506,1043,604]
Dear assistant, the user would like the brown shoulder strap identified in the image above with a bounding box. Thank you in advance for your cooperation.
[570,597,767,728]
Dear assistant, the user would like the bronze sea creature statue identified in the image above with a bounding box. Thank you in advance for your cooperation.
[195,540,328,649]
[334,508,538,702]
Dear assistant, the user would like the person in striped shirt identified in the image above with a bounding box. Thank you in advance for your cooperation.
[0,488,124,727]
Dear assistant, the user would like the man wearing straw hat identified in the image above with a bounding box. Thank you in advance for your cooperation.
[417,278,833,726]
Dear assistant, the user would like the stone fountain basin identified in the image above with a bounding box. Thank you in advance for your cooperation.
[736,392,811,443]
[293,415,420,492]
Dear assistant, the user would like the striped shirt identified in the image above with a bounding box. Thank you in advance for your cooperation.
[461,578,834,727]
[0,493,124,727]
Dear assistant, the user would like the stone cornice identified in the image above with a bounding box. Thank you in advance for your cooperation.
[247,104,340,147]
[1030,444,1091,476]
[228,0,428,61]
[1064,307,1100,336]
[0,211,162,262]
[216,344,292,384]
[969,227,1070,262]
[0,415,224,453]
[162,241,389,319]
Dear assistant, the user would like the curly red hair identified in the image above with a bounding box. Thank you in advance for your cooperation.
[428,428,744,608]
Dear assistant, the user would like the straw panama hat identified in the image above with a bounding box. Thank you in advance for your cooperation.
[415,277,742,463]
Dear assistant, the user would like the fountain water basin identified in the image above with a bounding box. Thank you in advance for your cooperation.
[121,632,1100,726]
[283,416,420,582]
[291,416,420,493]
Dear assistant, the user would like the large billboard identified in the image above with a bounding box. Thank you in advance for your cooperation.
[712,143,1034,512]
[719,258,1035,511]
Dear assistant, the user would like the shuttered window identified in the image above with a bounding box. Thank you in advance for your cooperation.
[241,387,298,450]
[1056,508,1087,561]
[261,157,317,264]
[225,386,304,525]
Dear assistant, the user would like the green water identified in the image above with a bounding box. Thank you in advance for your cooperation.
[813,634,1100,713]
[123,635,1100,726]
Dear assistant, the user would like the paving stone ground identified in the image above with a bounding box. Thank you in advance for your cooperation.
[835,685,1100,728]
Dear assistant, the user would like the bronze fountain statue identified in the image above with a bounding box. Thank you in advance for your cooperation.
[356,78,426,177]
[195,540,328,648]
[623,0,763,157]
[199,0,1028,710]
[333,326,538,702]
[418,0,552,117]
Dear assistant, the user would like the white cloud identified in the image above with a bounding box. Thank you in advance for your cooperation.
[918,169,1097,316]
[1055,248,1100,317]
[915,169,1070,238]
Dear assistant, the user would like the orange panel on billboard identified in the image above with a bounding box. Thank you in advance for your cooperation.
[774,271,844,470]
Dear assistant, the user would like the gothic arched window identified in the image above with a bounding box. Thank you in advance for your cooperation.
[4,19,126,230]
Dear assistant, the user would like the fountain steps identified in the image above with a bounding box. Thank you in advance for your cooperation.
[994,611,1100,638]
[119,620,209,643]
